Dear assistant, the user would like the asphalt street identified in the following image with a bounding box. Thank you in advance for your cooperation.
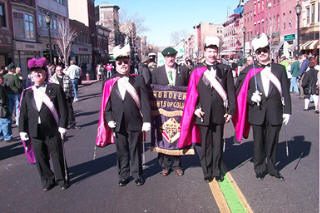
[0,81,318,213]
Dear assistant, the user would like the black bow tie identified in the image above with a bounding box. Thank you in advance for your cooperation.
[258,63,270,68]
[35,84,45,89]
[206,62,217,70]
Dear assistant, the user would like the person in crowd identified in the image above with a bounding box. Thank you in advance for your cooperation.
[151,46,190,177]
[290,55,300,94]
[65,60,81,102]
[4,63,23,127]
[19,57,69,191]
[147,53,157,72]
[138,57,152,87]
[179,36,235,182]
[0,74,11,142]
[234,33,291,181]
[298,54,310,98]
[50,65,80,129]
[302,59,319,113]
[96,44,151,186]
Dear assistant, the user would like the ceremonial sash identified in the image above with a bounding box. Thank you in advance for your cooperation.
[32,86,59,125]
[204,69,228,108]
[120,80,140,109]
[263,68,284,104]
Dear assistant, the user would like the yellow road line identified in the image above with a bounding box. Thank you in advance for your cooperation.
[225,173,254,213]
[209,180,231,213]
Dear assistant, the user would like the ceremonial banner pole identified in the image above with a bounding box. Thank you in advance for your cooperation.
[142,131,146,168]
[252,54,260,106]
[61,138,69,182]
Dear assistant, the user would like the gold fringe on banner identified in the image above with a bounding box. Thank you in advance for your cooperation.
[151,147,195,156]
[152,109,183,117]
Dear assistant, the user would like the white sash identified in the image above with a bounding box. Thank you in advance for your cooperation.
[32,87,59,125]
[263,68,284,105]
[119,79,140,109]
[204,70,228,108]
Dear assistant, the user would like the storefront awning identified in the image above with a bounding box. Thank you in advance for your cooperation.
[300,40,319,50]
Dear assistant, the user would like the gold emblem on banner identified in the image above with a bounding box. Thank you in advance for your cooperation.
[161,118,180,143]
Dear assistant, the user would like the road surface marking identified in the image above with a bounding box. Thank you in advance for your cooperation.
[208,170,254,213]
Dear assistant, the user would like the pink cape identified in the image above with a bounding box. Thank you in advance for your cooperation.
[178,67,207,148]
[232,67,263,142]
[19,87,36,164]
[96,77,120,147]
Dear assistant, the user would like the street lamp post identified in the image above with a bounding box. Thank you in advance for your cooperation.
[242,26,246,57]
[45,15,53,64]
[295,4,302,56]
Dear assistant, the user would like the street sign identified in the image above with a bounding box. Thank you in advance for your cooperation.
[284,34,296,41]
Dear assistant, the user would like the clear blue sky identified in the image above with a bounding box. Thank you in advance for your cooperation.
[95,0,239,47]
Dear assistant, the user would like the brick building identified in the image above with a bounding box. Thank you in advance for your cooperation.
[0,0,13,66]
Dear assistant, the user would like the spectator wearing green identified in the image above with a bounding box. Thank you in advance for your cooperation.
[290,55,300,94]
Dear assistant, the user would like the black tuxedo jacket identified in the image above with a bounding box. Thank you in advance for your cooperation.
[19,83,68,138]
[151,64,189,86]
[104,75,151,132]
[245,63,291,125]
[194,63,236,125]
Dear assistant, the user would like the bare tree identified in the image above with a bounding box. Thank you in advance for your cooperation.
[170,30,188,46]
[56,19,77,65]
[119,8,149,35]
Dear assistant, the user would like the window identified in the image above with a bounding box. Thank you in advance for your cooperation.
[318,2,320,22]
[311,3,315,24]
[0,3,6,27]
[57,0,63,4]
[306,6,310,24]
[24,14,34,39]
[277,15,280,31]
[13,11,35,40]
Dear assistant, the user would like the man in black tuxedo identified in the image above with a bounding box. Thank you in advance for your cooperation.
[104,44,151,186]
[191,37,235,182]
[19,57,69,191]
[236,33,291,180]
[151,47,190,177]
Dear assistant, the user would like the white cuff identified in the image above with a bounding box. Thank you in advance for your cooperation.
[108,121,116,129]
[19,132,29,141]
[58,127,67,135]
[142,122,151,132]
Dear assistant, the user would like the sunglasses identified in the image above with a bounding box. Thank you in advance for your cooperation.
[116,60,129,65]
[255,47,270,55]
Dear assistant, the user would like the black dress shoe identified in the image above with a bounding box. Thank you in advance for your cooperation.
[60,182,70,190]
[135,177,145,186]
[270,173,285,181]
[255,173,266,180]
[118,179,129,187]
[43,183,55,191]
[204,177,213,183]
[214,176,224,182]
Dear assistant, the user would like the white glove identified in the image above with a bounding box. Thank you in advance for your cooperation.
[108,121,116,129]
[282,114,290,125]
[20,132,29,141]
[58,127,67,140]
[251,91,261,104]
[142,122,151,132]
[224,114,232,123]
[194,107,205,119]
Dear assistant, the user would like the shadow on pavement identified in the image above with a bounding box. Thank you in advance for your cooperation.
[222,135,312,173]
[75,110,99,118]
[0,142,24,161]
[79,120,99,128]
[277,135,311,171]
[68,152,117,184]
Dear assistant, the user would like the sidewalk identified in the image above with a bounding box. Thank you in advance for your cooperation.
[80,79,99,86]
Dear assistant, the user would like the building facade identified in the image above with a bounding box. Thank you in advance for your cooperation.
[36,0,69,65]
[95,3,124,53]
[0,0,13,67]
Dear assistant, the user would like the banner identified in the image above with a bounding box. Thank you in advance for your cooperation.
[150,84,195,155]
